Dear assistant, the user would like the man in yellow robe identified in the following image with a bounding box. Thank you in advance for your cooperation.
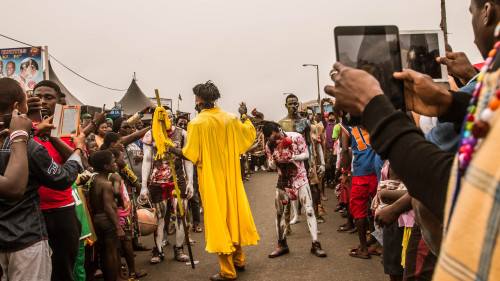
[167,81,260,281]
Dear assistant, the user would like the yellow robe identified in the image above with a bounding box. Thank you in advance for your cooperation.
[182,107,260,254]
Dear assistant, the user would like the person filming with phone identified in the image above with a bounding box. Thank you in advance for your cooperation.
[31,80,87,281]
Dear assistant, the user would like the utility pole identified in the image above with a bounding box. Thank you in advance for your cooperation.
[440,0,448,44]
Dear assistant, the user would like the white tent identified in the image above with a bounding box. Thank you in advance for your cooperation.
[119,79,154,115]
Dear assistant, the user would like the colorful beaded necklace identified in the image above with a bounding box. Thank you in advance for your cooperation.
[457,43,500,172]
[447,26,500,226]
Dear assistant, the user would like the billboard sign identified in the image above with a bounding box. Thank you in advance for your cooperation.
[107,109,122,118]
[0,46,43,95]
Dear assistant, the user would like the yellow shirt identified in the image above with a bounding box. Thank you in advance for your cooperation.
[182,107,260,254]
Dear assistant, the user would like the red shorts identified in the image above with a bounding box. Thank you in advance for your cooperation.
[349,173,377,219]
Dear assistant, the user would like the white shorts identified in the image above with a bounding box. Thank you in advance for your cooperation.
[0,240,52,281]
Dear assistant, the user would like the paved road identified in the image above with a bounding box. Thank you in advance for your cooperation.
[133,171,387,281]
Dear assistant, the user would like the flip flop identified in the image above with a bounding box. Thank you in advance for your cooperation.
[349,248,371,259]
[194,226,203,233]
[348,228,358,234]
[368,247,382,256]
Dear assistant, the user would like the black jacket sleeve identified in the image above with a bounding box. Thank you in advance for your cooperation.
[438,91,473,133]
[361,94,470,221]
[28,141,83,191]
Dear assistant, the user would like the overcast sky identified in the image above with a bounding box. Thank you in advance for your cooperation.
[1,0,479,121]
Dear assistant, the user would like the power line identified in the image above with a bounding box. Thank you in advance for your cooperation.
[48,55,126,91]
[0,33,126,91]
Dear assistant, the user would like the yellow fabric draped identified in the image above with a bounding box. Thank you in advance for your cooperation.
[182,107,260,254]
[151,107,174,160]
[401,227,412,268]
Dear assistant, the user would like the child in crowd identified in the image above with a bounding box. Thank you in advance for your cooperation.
[88,150,126,281]
[109,148,147,280]
[374,161,407,281]
[86,140,99,155]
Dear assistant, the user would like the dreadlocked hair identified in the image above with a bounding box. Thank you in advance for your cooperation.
[193,80,221,104]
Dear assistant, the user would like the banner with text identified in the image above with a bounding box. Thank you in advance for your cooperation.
[1,46,43,95]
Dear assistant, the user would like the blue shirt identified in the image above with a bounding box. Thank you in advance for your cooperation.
[340,124,376,177]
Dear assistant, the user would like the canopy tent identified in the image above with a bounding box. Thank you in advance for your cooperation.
[119,79,154,116]
[48,61,84,106]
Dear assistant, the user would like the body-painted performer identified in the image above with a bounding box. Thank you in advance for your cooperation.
[278,94,312,224]
[263,121,326,258]
[167,81,259,281]
[307,107,327,218]
[139,106,194,264]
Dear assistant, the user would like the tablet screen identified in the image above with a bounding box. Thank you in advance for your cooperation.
[400,31,448,82]
[61,108,79,135]
[335,26,405,111]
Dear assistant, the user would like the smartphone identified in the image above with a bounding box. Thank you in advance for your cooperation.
[3,114,12,129]
[334,25,406,111]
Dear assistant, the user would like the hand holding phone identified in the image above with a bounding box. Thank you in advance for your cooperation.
[8,109,33,133]
[27,96,42,113]
[393,69,452,117]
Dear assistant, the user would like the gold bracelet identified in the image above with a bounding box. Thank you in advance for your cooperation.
[11,139,27,145]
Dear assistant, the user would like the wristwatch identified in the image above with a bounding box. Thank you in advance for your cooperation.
[74,147,84,155]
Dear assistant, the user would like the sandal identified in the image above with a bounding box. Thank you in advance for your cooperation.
[194,226,203,233]
[368,247,382,256]
[316,215,325,224]
[349,248,371,259]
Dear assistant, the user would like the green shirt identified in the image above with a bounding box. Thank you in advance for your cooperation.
[332,124,340,139]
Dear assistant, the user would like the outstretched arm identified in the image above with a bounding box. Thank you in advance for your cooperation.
[168,146,188,161]
[122,127,150,146]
